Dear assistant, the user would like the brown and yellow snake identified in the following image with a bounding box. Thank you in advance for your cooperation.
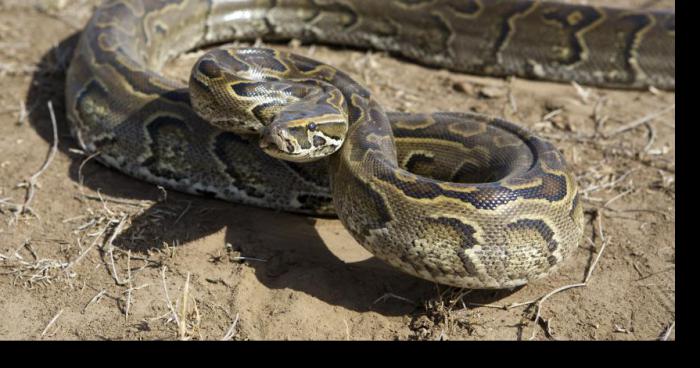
[65,0,674,289]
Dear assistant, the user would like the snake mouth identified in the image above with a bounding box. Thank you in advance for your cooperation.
[259,127,339,163]
[259,128,311,162]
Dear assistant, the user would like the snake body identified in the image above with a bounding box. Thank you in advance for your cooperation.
[65,0,674,289]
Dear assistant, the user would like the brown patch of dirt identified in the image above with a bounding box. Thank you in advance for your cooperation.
[0,0,674,340]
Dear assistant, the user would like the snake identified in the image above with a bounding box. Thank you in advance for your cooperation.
[65,0,675,289]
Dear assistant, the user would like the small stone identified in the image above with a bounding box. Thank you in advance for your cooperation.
[550,114,573,131]
[452,81,475,95]
[410,315,433,331]
[479,86,508,99]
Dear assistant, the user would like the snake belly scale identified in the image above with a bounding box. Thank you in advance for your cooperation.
[65,0,674,289]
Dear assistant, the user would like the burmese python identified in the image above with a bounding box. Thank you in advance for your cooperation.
[65,0,675,289]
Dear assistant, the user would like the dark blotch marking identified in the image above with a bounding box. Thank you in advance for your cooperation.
[540,5,602,65]
[375,16,400,38]
[212,132,266,198]
[143,0,187,12]
[369,107,388,125]
[144,116,187,130]
[281,127,313,151]
[339,175,393,239]
[569,192,580,223]
[285,162,329,188]
[663,14,675,33]
[396,0,433,6]
[507,219,558,253]
[403,153,434,176]
[277,109,310,122]
[285,138,295,152]
[296,194,332,211]
[347,101,365,127]
[91,135,119,151]
[231,81,262,96]
[376,169,568,210]
[617,13,654,83]
[142,116,191,182]
[446,0,480,15]
[312,135,327,147]
[154,23,167,35]
[430,217,478,250]
[212,49,251,73]
[425,217,479,276]
[303,1,358,29]
[161,90,190,104]
[75,79,109,128]
[485,2,538,66]
[88,28,166,96]
[189,71,211,92]
[294,57,322,73]
[251,101,284,124]
[451,160,510,184]
[197,59,223,79]
[430,14,454,56]
[238,49,288,73]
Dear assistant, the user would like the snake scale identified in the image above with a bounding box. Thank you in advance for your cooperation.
[65,0,675,289]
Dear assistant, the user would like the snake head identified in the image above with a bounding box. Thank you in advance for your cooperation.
[259,106,348,162]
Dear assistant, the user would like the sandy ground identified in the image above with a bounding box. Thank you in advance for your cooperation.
[0,0,675,340]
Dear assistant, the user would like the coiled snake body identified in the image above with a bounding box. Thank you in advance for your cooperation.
[66,0,674,288]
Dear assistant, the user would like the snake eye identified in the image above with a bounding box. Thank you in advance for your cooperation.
[308,123,317,131]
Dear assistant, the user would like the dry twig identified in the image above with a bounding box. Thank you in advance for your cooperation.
[82,289,107,313]
[20,101,59,216]
[41,309,64,337]
[178,272,191,340]
[528,214,609,340]
[659,321,675,341]
[103,215,128,285]
[221,313,240,341]
[373,292,416,305]
[160,266,180,326]
[605,104,675,137]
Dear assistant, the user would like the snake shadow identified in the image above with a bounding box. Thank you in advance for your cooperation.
[26,33,521,315]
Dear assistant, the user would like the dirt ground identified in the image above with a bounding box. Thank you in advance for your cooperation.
[0,0,675,340]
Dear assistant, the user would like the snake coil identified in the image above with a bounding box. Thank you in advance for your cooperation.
[66,0,674,288]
